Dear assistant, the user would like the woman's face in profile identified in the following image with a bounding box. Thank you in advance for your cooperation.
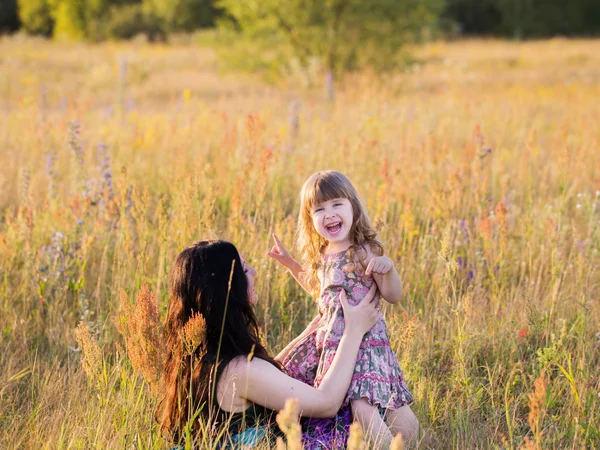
[240,255,258,305]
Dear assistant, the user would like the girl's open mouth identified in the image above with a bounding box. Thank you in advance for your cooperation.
[326,222,342,235]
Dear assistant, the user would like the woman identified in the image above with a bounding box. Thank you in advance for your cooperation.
[155,240,379,448]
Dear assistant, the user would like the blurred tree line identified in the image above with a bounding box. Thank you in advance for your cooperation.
[1,0,599,77]
[445,0,600,38]
[2,0,599,40]
[2,0,219,40]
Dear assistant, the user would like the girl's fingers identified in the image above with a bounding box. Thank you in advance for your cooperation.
[267,251,281,260]
[273,233,284,250]
[365,258,375,275]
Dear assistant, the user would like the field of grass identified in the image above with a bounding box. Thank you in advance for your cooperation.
[1,36,599,448]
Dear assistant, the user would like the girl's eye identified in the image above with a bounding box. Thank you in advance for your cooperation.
[314,208,323,213]
[334,203,341,207]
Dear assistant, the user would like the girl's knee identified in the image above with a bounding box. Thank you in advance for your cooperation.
[388,406,420,440]
[350,398,378,418]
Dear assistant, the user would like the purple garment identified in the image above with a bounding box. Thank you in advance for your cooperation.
[301,406,353,450]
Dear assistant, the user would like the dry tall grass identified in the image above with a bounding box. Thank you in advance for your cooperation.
[1,36,599,448]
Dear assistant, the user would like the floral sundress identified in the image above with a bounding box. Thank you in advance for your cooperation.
[283,248,413,410]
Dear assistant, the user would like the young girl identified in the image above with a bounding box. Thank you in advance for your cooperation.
[268,170,419,446]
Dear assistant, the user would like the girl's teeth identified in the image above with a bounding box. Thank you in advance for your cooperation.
[327,223,342,234]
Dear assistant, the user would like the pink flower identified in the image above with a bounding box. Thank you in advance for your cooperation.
[331,269,345,284]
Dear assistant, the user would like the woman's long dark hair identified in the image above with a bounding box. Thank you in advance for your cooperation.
[155,240,279,441]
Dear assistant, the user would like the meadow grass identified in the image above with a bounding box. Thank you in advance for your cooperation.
[0,36,599,449]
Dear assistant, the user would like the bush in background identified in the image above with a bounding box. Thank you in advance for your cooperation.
[17,0,53,36]
[217,0,443,78]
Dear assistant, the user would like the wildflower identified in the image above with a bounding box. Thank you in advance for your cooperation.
[276,398,302,450]
[18,168,31,204]
[68,120,84,166]
[126,97,135,114]
[180,312,206,357]
[68,120,90,198]
[438,228,451,262]
[526,372,547,445]
[398,313,418,349]
[325,72,335,103]
[347,422,365,450]
[117,286,164,391]
[45,150,58,199]
[479,217,492,239]
[119,57,128,82]
[97,142,114,200]
[390,433,405,450]
[74,322,103,389]
[518,328,527,339]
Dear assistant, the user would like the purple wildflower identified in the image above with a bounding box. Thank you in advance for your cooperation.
[68,120,84,166]
[325,72,335,103]
[459,220,470,242]
[126,97,135,114]
[97,142,114,200]
[19,168,31,204]
[45,149,58,199]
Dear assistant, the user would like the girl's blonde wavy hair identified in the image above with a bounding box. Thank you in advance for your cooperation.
[297,170,383,295]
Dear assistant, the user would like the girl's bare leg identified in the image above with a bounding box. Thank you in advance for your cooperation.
[351,398,393,448]
[385,405,420,445]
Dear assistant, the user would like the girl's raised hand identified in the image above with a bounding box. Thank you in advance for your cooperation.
[339,284,379,336]
[267,234,295,269]
[365,256,394,276]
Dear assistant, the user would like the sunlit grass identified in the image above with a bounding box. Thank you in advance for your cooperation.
[1,36,599,448]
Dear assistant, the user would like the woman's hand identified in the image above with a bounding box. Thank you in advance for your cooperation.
[340,284,379,336]
[267,234,296,269]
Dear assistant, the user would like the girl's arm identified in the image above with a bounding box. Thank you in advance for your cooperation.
[364,247,403,304]
[274,314,320,363]
[240,287,378,418]
[267,234,313,295]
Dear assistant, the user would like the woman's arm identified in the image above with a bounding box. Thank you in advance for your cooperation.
[240,287,378,418]
[274,314,320,363]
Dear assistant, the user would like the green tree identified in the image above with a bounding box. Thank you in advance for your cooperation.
[51,0,86,39]
[18,0,53,36]
[143,0,218,32]
[217,0,443,77]
[50,0,110,40]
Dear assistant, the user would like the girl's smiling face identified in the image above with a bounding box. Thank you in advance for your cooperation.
[240,255,258,304]
[311,197,354,250]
